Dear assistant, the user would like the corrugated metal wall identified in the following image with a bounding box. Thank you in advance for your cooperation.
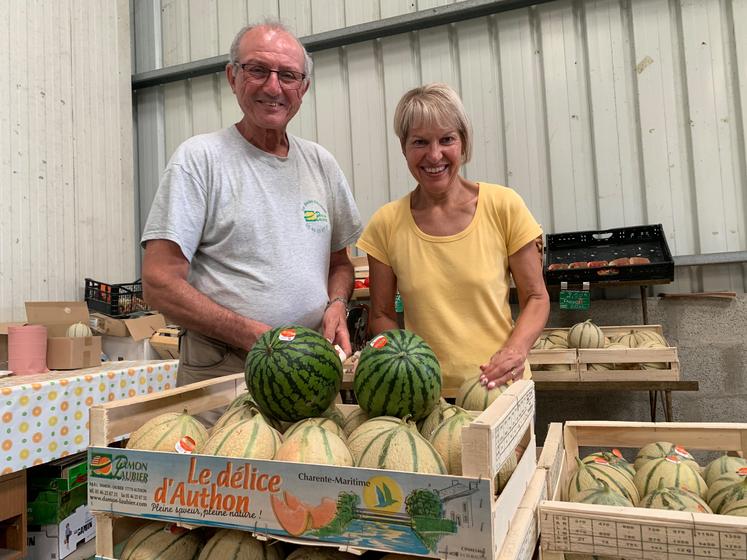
[0,0,135,322]
[133,0,747,293]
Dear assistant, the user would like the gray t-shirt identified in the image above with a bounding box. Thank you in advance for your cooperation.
[141,126,362,330]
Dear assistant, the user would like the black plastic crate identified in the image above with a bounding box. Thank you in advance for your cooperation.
[84,278,150,317]
[544,224,674,285]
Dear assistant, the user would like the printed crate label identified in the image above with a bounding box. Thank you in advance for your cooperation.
[88,448,494,559]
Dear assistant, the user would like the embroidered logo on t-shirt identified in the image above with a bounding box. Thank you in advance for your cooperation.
[303,200,330,233]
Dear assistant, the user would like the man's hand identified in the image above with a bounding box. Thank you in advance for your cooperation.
[479,346,526,388]
[322,300,352,358]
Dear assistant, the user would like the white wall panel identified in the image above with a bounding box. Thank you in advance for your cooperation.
[0,0,134,321]
[134,0,747,293]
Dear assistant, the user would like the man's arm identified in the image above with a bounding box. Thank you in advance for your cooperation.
[142,239,271,351]
[367,255,400,335]
[321,248,355,356]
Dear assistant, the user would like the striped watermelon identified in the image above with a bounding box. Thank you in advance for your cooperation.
[198,414,282,459]
[456,376,508,411]
[639,479,712,513]
[703,455,747,486]
[126,411,207,453]
[633,455,707,499]
[245,326,343,422]
[574,480,634,507]
[354,417,446,474]
[275,424,353,466]
[566,457,639,503]
[198,529,282,560]
[582,450,635,477]
[429,410,473,475]
[707,475,747,513]
[353,329,441,421]
[121,522,202,560]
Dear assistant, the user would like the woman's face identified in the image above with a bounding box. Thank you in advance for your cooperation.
[403,123,463,195]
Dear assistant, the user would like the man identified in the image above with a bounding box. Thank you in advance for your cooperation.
[141,22,362,394]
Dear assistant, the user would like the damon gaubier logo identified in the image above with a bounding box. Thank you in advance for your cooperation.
[90,454,113,476]
[303,200,329,233]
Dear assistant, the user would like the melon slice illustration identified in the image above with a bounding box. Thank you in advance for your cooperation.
[270,493,313,536]
[308,497,337,529]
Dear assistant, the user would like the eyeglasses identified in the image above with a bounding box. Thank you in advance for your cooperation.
[237,63,306,89]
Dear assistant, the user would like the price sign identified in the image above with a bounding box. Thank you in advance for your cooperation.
[559,281,591,310]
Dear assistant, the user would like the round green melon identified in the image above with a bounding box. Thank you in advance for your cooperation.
[574,480,634,507]
[634,441,700,473]
[703,455,747,486]
[634,455,707,499]
[245,326,343,422]
[567,319,605,349]
[126,411,208,453]
[198,528,283,560]
[567,457,639,503]
[353,329,441,421]
[120,522,202,560]
[639,479,712,513]
[198,414,282,459]
[707,477,747,513]
[582,450,635,477]
[456,376,508,411]
[275,424,353,466]
[419,400,467,440]
[429,410,473,475]
[347,416,404,461]
[354,417,446,474]
[721,497,747,517]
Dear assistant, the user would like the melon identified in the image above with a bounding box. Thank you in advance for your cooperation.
[706,476,747,513]
[573,480,634,507]
[284,417,346,441]
[321,404,346,427]
[566,457,639,503]
[581,450,635,477]
[342,407,369,436]
[126,411,208,453]
[633,455,707,499]
[419,399,467,440]
[347,416,405,460]
[198,414,282,459]
[211,398,262,434]
[354,417,446,474]
[429,410,473,475]
[721,497,747,517]
[703,455,747,486]
[197,528,282,560]
[456,376,508,411]
[567,320,605,349]
[353,329,441,421]
[285,546,360,560]
[634,329,668,346]
[275,424,353,466]
[545,329,569,348]
[637,340,668,369]
[614,330,649,348]
[639,479,712,513]
[495,446,523,493]
[120,522,203,560]
[67,321,92,337]
[634,441,700,473]
[532,337,556,350]
[244,326,343,422]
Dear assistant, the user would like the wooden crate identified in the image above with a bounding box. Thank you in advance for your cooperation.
[0,470,26,560]
[530,325,680,382]
[149,327,179,360]
[88,375,538,560]
[539,421,747,560]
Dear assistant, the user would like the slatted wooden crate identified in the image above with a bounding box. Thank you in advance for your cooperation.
[539,421,747,560]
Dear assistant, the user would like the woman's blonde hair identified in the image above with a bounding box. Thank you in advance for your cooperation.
[393,83,473,163]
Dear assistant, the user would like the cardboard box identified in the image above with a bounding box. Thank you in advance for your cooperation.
[101,336,160,362]
[28,453,88,525]
[25,302,102,370]
[89,312,166,340]
[27,505,95,560]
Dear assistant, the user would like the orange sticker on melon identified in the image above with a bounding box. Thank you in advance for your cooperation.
[270,493,312,536]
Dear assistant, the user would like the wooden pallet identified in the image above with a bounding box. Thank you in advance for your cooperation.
[89,375,539,560]
[539,421,747,560]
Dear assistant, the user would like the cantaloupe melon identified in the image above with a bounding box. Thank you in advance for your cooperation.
[197,528,282,560]
[126,411,208,453]
[456,376,508,411]
[419,399,466,440]
[633,441,700,473]
[707,476,747,513]
[633,455,707,499]
[637,340,668,369]
[581,450,635,477]
[347,416,407,461]
[67,322,92,337]
[120,522,203,560]
[567,457,639,503]
[284,417,346,441]
[198,414,282,459]
[275,425,353,466]
[545,329,569,348]
[285,546,360,560]
[639,479,711,513]
[574,480,634,507]
[567,320,605,349]
[342,407,369,437]
[703,455,747,486]
[428,410,473,475]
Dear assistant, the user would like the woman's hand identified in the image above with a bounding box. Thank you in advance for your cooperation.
[479,346,526,388]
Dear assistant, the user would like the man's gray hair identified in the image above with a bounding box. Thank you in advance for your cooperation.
[229,21,313,79]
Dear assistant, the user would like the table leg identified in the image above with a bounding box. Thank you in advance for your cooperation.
[649,391,657,422]
[664,390,673,421]
[640,285,649,324]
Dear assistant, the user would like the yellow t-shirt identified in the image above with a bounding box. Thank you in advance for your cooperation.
[357,182,542,389]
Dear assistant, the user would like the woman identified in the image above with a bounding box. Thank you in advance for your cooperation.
[356,83,549,391]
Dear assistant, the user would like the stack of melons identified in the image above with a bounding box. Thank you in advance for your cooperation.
[565,440,747,516]
[609,329,670,370]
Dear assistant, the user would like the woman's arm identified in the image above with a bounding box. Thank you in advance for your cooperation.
[479,239,550,386]
[366,255,400,335]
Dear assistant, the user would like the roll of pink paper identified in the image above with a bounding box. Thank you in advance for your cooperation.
[8,325,49,375]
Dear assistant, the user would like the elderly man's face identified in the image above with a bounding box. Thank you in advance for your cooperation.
[229,27,308,132]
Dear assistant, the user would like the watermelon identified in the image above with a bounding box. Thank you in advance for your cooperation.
[353,329,441,421]
[245,326,343,422]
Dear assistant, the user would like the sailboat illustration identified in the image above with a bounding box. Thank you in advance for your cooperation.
[374,483,398,508]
